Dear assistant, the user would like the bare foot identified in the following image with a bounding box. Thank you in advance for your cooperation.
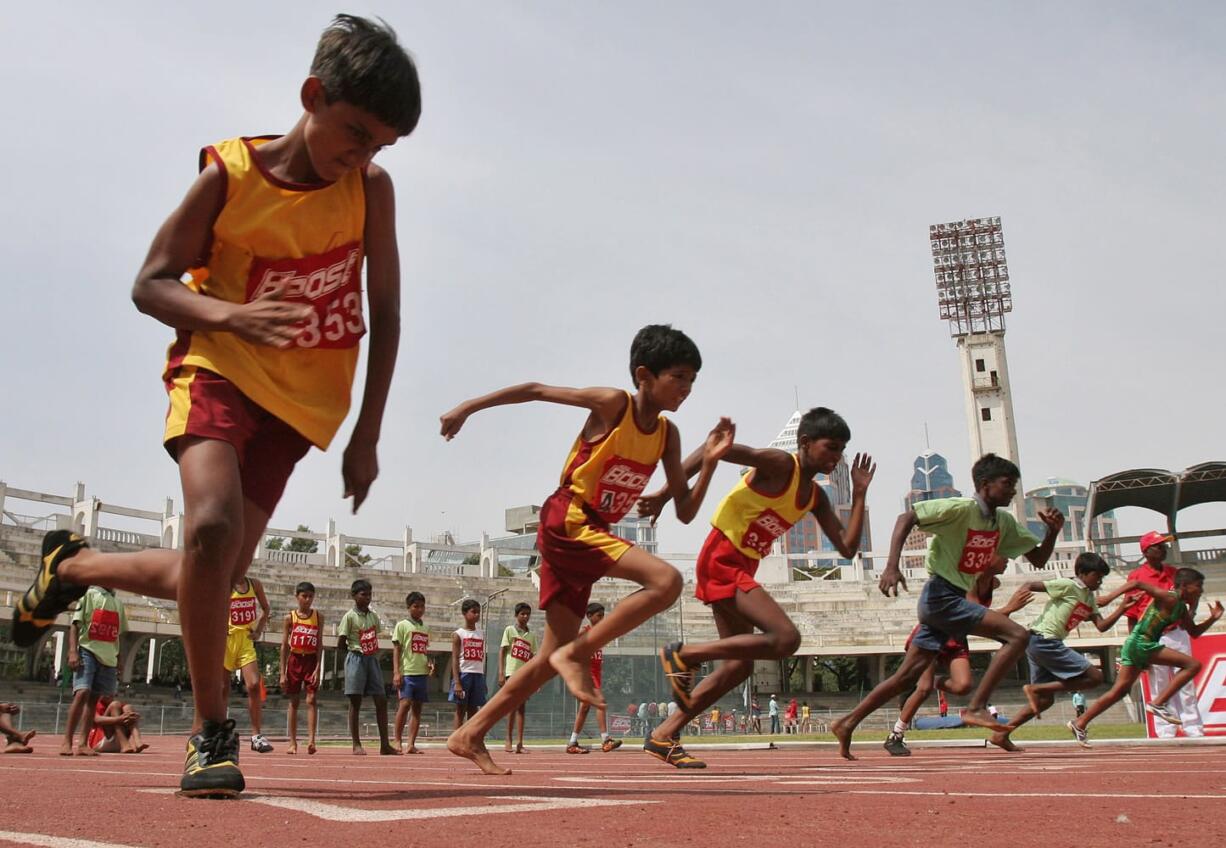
[989,731,1023,753]
[352,744,367,756]
[286,743,298,755]
[307,742,317,755]
[959,708,1000,730]
[406,746,422,754]
[380,744,400,755]
[4,742,33,754]
[75,745,99,757]
[121,746,137,754]
[830,717,857,761]
[504,743,514,753]
[1022,685,1044,719]
[550,649,605,708]
[18,730,36,746]
[447,730,512,775]
[136,743,150,753]
[59,741,74,757]
[516,744,529,754]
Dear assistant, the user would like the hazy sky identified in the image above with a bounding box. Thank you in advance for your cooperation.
[3,2,1224,557]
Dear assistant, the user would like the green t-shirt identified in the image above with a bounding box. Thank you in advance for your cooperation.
[71,586,128,668]
[338,608,381,655]
[393,618,431,675]
[501,625,537,676]
[913,497,1041,591]
[1032,577,1099,640]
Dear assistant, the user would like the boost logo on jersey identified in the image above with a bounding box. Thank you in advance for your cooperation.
[246,242,365,349]
[741,509,791,557]
[957,529,1000,574]
[595,457,656,522]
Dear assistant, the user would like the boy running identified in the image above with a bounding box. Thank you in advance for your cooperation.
[832,453,1065,759]
[392,591,432,754]
[279,581,323,755]
[1069,567,1223,746]
[9,16,420,797]
[500,603,537,753]
[568,602,622,753]
[226,576,272,753]
[987,553,1135,751]
[638,407,874,768]
[439,324,733,774]
[338,579,397,756]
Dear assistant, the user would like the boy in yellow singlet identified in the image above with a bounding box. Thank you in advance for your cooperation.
[225,576,272,753]
[9,17,421,797]
[637,407,875,767]
[438,324,734,775]
[280,581,323,755]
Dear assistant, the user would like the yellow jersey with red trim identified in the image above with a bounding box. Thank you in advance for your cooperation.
[288,609,320,655]
[163,136,367,449]
[557,393,669,526]
[228,580,259,634]
[711,455,818,560]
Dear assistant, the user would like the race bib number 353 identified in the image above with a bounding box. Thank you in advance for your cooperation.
[957,529,1000,574]
[246,242,365,350]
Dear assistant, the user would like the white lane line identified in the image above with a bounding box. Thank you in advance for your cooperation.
[554,774,918,785]
[0,831,146,848]
[848,790,1226,800]
[247,794,656,822]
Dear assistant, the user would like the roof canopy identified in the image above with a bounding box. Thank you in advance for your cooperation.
[1085,463,1226,532]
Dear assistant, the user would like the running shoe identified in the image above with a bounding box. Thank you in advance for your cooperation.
[250,733,274,753]
[658,641,695,708]
[1145,702,1182,725]
[643,734,706,769]
[601,737,623,752]
[11,531,89,647]
[565,743,591,754]
[1066,720,1090,748]
[180,719,244,798]
[883,732,911,757]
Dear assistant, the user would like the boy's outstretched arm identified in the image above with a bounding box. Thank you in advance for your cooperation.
[813,453,875,558]
[1186,600,1224,638]
[878,510,918,596]
[1097,579,1141,606]
[636,443,792,523]
[1093,600,1134,632]
[440,385,626,441]
[343,164,400,514]
[1022,509,1066,568]
[659,418,736,524]
[131,163,312,344]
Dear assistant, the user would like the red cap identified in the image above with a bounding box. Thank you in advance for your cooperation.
[1139,531,1173,553]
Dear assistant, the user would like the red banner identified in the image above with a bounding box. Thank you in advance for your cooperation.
[1140,631,1226,737]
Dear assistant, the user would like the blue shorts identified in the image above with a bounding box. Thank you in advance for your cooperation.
[399,674,429,702]
[344,652,385,697]
[912,575,988,652]
[1026,633,1092,684]
[448,672,487,707]
[72,648,118,697]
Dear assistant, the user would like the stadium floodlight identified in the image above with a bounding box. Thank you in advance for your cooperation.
[929,216,1011,337]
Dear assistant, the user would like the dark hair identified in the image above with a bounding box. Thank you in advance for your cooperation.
[629,324,701,385]
[514,602,531,615]
[586,602,605,616]
[797,407,850,442]
[295,581,316,595]
[310,15,421,136]
[1175,567,1205,588]
[405,591,425,607]
[1073,552,1110,578]
[461,598,480,614]
[971,453,1020,489]
[350,578,372,595]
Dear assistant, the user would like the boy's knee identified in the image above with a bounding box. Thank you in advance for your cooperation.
[1038,692,1056,709]
[1083,667,1104,687]
[655,566,683,600]
[1188,659,1202,675]
[185,507,239,555]
[771,625,802,659]
[944,679,972,696]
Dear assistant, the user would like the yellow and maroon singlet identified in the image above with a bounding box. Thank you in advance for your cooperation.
[288,609,320,655]
[711,455,818,560]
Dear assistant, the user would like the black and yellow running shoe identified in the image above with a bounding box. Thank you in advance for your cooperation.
[11,531,89,647]
[180,719,245,798]
[659,641,695,708]
[643,734,706,769]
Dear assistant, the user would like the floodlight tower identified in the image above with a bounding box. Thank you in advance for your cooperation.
[928,216,1023,517]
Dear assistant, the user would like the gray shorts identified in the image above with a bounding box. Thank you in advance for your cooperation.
[72,648,118,697]
[912,575,987,652]
[344,652,385,697]
[1026,633,1092,684]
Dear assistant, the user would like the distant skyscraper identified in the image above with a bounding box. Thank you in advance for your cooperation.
[1023,478,1118,564]
[905,450,962,510]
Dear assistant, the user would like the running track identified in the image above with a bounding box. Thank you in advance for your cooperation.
[1,738,1221,847]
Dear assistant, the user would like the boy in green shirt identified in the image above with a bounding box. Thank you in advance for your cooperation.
[988,552,1134,751]
[337,579,396,756]
[392,591,433,754]
[1069,567,1222,746]
[832,453,1065,759]
[63,585,128,756]
[500,603,537,754]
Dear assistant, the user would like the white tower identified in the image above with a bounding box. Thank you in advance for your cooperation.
[929,216,1023,517]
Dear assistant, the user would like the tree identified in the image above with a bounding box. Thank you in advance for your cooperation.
[344,543,372,567]
[461,553,481,565]
[265,524,318,553]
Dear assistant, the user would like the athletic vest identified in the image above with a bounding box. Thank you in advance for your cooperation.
[163,136,367,449]
[1132,593,1187,644]
[711,455,818,559]
[557,392,668,526]
[288,609,320,655]
[228,580,259,632]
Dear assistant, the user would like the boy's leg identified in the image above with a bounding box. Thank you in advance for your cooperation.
[240,660,264,738]
[940,656,974,696]
[454,703,465,732]
[407,700,423,752]
[550,548,683,706]
[373,695,397,754]
[960,610,1029,729]
[896,663,938,729]
[831,645,938,760]
[516,704,528,752]
[1147,649,1202,709]
[348,695,364,753]
[61,688,90,756]
[306,688,318,754]
[77,692,100,757]
[57,548,181,602]
[287,694,301,753]
[1074,667,1140,731]
[394,696,410,749]
[448,607,582,774]
[504,705,515,752]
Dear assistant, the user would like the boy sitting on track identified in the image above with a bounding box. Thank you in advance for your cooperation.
[280,581,323,755]
[438,324,733,774]
[568,602,622,753]
[1068,567,1222,747]
[87,697,149,754]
